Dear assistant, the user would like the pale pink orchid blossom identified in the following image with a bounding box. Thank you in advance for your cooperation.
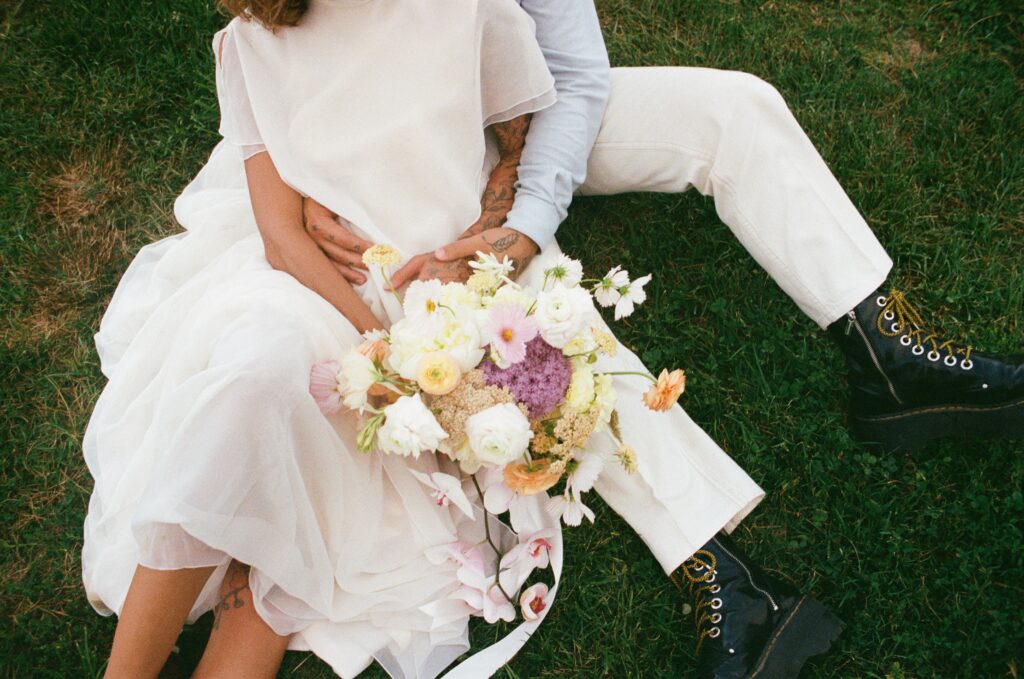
[482,578,517,623]
[409,470,475,520]
[308,360,343,415]
[483,480,519,514]
[519,583,552,621]
[500,529,554,572]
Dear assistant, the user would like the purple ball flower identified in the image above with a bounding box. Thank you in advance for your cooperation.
[481,336,571,419]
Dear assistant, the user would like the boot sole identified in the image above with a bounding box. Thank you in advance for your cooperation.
[748,596,844,679]
[851,396,1024,452]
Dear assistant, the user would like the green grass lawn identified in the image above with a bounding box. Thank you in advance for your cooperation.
[2,1,1021,677]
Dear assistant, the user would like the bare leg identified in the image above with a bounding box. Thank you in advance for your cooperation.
[192,560,290,679]
[104,564,215,679]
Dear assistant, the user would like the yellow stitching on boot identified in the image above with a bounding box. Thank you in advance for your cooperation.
[859,396,1024,422]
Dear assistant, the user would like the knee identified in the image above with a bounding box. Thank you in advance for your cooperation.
[725,71,790,118]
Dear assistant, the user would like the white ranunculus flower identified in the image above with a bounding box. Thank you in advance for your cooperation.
[377,395,448,458]
[440,281,481,310]
[340,347,379,411]
[464,403,533,467]
[534,285,595,349]
[482,284,535,312]
[433,312,485,372]
[387,312,484,380]
[386,316,434,380]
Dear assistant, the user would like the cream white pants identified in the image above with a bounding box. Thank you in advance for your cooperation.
[586,67,893,573]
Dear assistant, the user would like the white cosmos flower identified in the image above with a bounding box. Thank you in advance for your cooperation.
[593,266,630,308]
[545,255,583,288]
[545,488,595,527]
[464,403,533,466]
[614,273,652,320]
[534,285,595,349]
[409,470,475,519]
[403,279,447,321]
[567,452,605,494]
[377,395,448,458]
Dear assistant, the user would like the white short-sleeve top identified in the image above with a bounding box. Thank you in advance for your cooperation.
[213,0,556,257]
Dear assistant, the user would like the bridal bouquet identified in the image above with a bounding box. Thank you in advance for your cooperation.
[309,246,685,622]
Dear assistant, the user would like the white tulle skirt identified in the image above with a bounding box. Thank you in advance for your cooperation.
[81,143,561,678]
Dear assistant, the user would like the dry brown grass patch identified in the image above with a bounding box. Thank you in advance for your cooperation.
[866,36,938,79]
[4,143,135,348]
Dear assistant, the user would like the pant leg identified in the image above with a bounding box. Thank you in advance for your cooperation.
[579,66,893,329]
[590,341,765,574]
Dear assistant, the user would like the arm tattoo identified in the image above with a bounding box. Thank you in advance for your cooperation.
[492,114,531,158]
[484,231,520,253]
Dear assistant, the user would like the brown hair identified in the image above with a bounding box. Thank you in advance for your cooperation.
[220,0,310,30]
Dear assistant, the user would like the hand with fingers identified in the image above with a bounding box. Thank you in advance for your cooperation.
[302,197,374,285]
[389,227,538,290]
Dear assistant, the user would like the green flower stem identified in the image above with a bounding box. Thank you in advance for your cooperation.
[597,370,657,382]
[471,474,515,606]
[377,375,416,396]
[379,267,404,307]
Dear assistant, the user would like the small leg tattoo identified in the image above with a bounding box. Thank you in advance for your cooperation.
[212,561,250,631]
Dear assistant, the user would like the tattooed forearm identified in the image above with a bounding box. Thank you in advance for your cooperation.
[492,114,531,158]
[461,113,533,239]
[212,560,250,630]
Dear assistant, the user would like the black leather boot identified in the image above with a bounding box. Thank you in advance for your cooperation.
[676,534,843,679]
[828,288,1024,451]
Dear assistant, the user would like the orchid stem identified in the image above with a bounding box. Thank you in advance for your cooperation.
[471,474,515,606]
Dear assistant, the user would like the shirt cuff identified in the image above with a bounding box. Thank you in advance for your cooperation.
[504,194,564,250]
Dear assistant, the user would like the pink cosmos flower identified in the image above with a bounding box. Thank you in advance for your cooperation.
[485,303,538,366]
[519,583,552,621]
[309,360,342,415]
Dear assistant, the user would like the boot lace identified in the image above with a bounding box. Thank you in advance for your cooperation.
[679,550,724,653]
[876,290,974,370]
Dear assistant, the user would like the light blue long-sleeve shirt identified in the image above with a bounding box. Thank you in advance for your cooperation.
[504,0,611,249]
